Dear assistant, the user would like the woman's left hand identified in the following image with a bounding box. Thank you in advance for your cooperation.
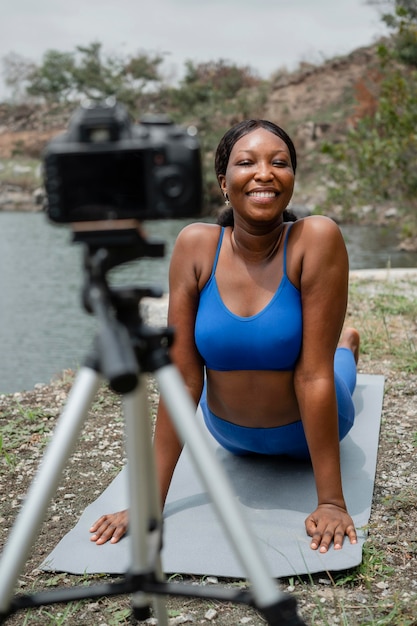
[305,504,357,552]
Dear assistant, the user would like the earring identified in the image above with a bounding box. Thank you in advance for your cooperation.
[224,193,230,207]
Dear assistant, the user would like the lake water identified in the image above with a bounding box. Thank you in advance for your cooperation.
[1,212,416,394]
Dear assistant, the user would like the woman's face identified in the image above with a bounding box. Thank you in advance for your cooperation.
[218,127,295,225]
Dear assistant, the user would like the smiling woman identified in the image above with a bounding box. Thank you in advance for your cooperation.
[90,119,361,556]
[218,129,294,228]
[215,119,298,229]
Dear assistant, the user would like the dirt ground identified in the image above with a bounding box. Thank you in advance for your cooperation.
[1,273,417,625]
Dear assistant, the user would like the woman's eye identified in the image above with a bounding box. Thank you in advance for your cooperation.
[273,160,288,167]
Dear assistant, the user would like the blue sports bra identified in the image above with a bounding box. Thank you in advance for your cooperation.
[194,225,302,371]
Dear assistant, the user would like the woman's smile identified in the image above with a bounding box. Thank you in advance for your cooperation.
[247,190,278,198]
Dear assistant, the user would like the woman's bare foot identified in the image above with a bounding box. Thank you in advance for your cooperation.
[338,327,360,364]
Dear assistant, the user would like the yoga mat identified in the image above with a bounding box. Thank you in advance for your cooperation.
[41,374,384,578]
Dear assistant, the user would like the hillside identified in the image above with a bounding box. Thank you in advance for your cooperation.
[0,102,69,159]
[267,44,380,137]
[0,43,381,154]
[0,42,383,212]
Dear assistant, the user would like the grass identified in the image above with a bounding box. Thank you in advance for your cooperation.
[348,277,417,371]
[284,544,411,626]
[0,401,52,460]
[0,433,15,467]
[383,488,417,513]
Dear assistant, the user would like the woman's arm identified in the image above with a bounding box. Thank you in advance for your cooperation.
[154,224,209,506]
[90,224,212,544]
[292,216,357,553]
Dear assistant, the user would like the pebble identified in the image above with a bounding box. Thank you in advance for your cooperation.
[204,608,218,620]
[376,581,389,590]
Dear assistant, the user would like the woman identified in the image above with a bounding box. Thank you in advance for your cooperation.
[90,119,360,553]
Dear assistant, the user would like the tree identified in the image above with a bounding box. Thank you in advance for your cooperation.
[382,1,417,66]
[70,42,164,100]
[26,50,76,102]
[23,42,165,106]
[177,59,260,109]
[396,0,417,21]
[366,0,416,19]
[2,52,37,102]
[366,0,417,65]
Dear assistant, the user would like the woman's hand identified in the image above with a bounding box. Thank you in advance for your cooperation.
[305,504,357,553]
[89,509,128,545]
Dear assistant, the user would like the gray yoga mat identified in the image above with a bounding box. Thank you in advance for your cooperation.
[41,374,384,578]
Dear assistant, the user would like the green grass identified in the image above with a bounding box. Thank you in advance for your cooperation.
[0,432,15,467]
[348,279,417,371]
[281,539,413,626]
[0,401,51,455]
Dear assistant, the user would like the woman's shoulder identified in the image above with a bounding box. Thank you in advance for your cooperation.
[290,215,344,245]
[287,216,347,282]
[292,214,341,233]
[169,222,224,291]
[175,222,223,250]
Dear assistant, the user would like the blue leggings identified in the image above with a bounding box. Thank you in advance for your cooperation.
[200,347,357,460]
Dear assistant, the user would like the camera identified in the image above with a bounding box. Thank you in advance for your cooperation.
[43,98,203,223]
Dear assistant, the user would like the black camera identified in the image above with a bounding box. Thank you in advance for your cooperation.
[43,99,203,223]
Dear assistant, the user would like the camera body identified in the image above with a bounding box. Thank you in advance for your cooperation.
[43,99,203,223]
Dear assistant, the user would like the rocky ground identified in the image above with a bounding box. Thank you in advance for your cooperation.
[1,271,417,625]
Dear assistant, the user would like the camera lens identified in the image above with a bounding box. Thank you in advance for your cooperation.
[154,165,185,200]
[161,173,184,199]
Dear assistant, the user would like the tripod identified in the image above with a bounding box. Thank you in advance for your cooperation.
[0,228,306,625]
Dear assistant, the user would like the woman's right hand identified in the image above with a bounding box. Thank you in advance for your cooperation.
[89,509,129,544]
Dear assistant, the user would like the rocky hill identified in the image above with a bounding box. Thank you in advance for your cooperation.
[0,103,69,159]
[0,43,382,154]
[0,41,383,211]
[266,44,381,149]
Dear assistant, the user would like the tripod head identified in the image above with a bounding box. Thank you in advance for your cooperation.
[72,219,165,263]
[74,221,173,395]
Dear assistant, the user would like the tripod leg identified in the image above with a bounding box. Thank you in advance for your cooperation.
[0,367,100,615]
[155,365,287,612]
[123,378,168,626]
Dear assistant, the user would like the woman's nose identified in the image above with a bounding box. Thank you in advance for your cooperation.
[254,161,273,180]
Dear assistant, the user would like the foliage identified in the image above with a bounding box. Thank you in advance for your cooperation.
[26,50,77,102]
[177,59,260,109]
[149,59,268,207]
[321,66,417,210]
[2,52,37,101]
[382,1,417,67]
[2,46,268,208]
[320,3,417,220]
[23,41,165,105]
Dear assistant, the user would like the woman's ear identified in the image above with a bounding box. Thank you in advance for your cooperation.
[218,175,227,195]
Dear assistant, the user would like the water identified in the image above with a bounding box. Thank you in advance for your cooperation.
[341,223,415,270]
[1,212,416,394]
[0,213,195,394]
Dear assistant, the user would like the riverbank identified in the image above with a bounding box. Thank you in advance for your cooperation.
[1,270,417,625]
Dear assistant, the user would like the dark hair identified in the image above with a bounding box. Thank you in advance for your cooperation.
[214,119,298,226]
